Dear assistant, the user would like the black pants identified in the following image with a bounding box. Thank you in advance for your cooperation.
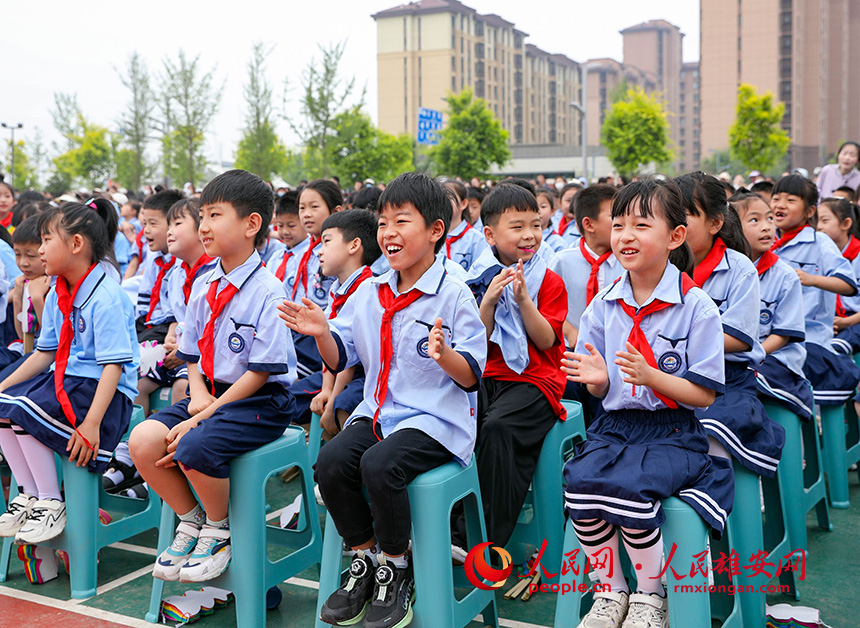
[135,317,172,344]
[314,418,452,555]
[453,379,557,548]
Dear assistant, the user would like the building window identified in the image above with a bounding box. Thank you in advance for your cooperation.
[403,18,407,51]
[680,117,686,126]
[680,105,685,114]
[403,58,408,131]
[418,17,421,50]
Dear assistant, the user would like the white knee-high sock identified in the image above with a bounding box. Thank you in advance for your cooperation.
[16,433,62,501]
[0,421,37,496]
[620,527,665,595]
[572,518,629,593]
[113,441,133,467]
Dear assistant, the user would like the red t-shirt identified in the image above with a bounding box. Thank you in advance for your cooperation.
[483,268,568,420]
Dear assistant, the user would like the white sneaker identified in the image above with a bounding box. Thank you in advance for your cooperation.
[622,592,669,628]
[577,590,629,628]
[153,521,201,581]
[178,525,231,582]
[451,544,468,566]
[15,499,66,544]
[0,494,37,537]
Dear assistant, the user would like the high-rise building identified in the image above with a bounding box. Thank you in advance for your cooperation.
[679,61,701,171]
[700,0,860,171]
[584,59,658,147]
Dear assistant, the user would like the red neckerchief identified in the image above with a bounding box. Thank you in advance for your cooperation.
[329,267,373,320]
[291,237,320,300]
[145,256,176,323]
[755,250,779,276]
[835,236,860,316]
[197,278,239,395]
[181,254,214,304]
[55,264,98,451]
[771,225,806,251]
[275,250,293,282]
[135,229,146,260]
[446,222,472,259]
[691,238,727,288]
[615,272,696,409]
[557,215,575,236]
[372,283,425,439]
[0,213,12,229]
[580,239,613,305]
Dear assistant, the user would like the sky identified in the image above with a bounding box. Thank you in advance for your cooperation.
[1,0,700,172]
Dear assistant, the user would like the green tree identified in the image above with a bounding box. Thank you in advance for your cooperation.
[50,92,81,153]
[601,87,673,179]
[116,51,155,192]
[235,43,288,180]
[729,83,791,174]
[161,50,222,187]
[2,140,39,190]
[326,106,414,184]
[52,115,114,187]
[430,88,510,179]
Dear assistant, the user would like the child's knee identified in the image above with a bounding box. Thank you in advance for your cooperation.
[128,421,169,463]
[359,448,398,492]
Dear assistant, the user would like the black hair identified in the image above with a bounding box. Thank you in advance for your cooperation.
[0,181,14,198]
[39,200,116,266]
[728,190,770,219]
[597,177,607,184]
[819,197,860,239]
[301,179,343,214]
[573,184,616,233]
[500,177,536,196]
[12,201,51,227]
[611,178,693,273]
[321,209,382,267]
[275,190,300,217]
[560,182,584,199]
[199,169,275,248]
[676,172,750,256]
[773,174,819,212]
[142,189,184,215]
[535,187,558,206]
[441,178,468,204]
[467,186,485,203]
[12,215,41,246]
[352,186,383,211]
[835,141,860,163]
[834,186,858,201]
[750,180,774,195]
[167,198,202,229]
[127,199,142,215]
[330,175,341,185]
[18,190,43,204]
[481,183,539,227]
[377,172,450,253]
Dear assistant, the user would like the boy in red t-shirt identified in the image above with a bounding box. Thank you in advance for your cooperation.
[456,182,568,552]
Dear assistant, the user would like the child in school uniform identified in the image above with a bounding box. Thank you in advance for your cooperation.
[537,188,567,252]
[288,209,380,437]
[281,172,486,628]
[454,183,568,554]
[562,179,732,628]
[555,182,584,248]
[733,191,813,419]
[677,172,785,478]
[269,190,310,287]
[0,202,139,545]
[466,185,485,229]
[770,174,860,408]
[442,179,488,271]
[129,170,298,583]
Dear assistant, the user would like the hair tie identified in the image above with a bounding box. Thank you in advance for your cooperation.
[83,197,98,211]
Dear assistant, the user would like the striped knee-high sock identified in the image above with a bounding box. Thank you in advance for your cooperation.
[572,518,629,592]
[619,527,665,596]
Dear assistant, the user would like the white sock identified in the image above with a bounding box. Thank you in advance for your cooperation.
[16,433,62,501]
[385,553,408,569]
[0,422,37,496]
[572,519,629,593]
[113,441,133,466]
[206,515,229,530]
[620,527,665,596]
[178,504,205,526]
[359,544,381,566]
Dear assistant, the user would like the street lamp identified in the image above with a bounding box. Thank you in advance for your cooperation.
[571,63,595,184]
[1,122,24,189]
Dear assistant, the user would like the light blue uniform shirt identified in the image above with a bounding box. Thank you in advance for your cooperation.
[328,254,487,464]
[260,237,287,268]
[446,220,489,271]
[698,248,766,366]
[774,226,858,349]
[114,233,131,277]
[291,239,334,310]
[269,236,310,291]
[36,265,139,400]
[837,239,860,314]
[557,217,582,249]
[166,257,219,327]
[177,251,296,387]
[0,240,20,282]
[136,251,176,325]
[326,266,370,318]
[543,228,568,253]
[550,241,623,331]
[757,257,806,376]
[576,262,726,411]
[370,252,468,282]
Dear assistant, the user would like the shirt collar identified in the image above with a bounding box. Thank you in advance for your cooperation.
[582,241,617,266]
[333,265,369,296]
[449,221,469,237]
[604,262,686,307]
[289,235,310,253]
[208,250,262,290]
[785,225,816,246]
[372,253,446,296]
[73,263,107,308]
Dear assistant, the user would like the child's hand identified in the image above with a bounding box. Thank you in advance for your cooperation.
[512,259,531,306]
[10,275,24,303]
[156,418,199,467]
[320,405,340,439]
[278,298,329,338]
[120,222,136,241]
[484,268,515,305]
[164,331,178,351]
[834,316,852,333]
[561,343,608,386]
[310,389,331,416]
[67,422,100,467]
[427,318,449,361]
[795,269,818,287]
[187,391,216,416]
[162,348,183,370]
[28,276,51,301]
[615,342,655,387]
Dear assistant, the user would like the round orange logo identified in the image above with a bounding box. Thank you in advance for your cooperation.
[464,542,513,590]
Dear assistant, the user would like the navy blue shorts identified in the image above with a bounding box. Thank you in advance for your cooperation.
[146,363,188,387]
[755,355,814,420]
[292,331,322,379]
[0,371,132,474]
[803,342,860,406]
[147,382,295,478]
[833,321,860,355]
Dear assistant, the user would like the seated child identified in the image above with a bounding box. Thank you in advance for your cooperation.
[555,182,584,248]
[0,202,139,545]
[288,209,380,437]
[563,179,731,628]
[443,179,488,271]
[282,172,486,628]
[129,169,297,583]
[537,188,567,252]
[270,190,310,285]
[466,185,485,229]
[455,183,568,552]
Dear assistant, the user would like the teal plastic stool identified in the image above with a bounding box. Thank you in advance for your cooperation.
[507,400,586,582]
[553,498,711,628]
[820,400,860,508]
[315,460,499,628]
[145,426,321,627]
[148,388,173,414]
[0,405,161,598]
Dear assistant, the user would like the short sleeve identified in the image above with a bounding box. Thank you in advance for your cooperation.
[771,270,805,341]
[327,290,359,372]
[537,271,567,347]
[720,265,760,349]
[35,290,60,352]
[93,294,136,365]
[451,288,488,391]
[820,236,858,294]
[248,286,291,373]
[177,288,204,362]
[682,299,726,393]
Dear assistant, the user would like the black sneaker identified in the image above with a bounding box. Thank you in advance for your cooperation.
[364,556,415,628]
[319,550,375,625]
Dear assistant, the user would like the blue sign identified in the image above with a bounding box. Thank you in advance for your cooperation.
[417,107,443,145]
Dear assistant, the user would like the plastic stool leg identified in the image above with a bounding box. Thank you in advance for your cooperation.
[0,479,20,583]
[661,499,710,626]
[553,520,588,628]
[146,503,180,623]
[820,405,850,508]
[228,465,268,628]
[62,462,100,599]
[730,463,766,628]
[765,404,808,554]
[315,510,347,628]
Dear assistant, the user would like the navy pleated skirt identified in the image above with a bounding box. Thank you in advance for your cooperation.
[803,342,860,406]
[755,356,814,420]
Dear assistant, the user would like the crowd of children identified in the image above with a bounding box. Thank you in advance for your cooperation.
[0,160,858,628]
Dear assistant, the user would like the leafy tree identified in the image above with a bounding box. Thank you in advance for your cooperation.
[729,83,790,174]
[160,50,222,187]
[601,87,673,179]
[51,92,82,153]
[235,43,288,180]
[2,140,38,190]
[117,51,155,192]
[52,115,114,188]
[430,88,510,179]
[29,128,49,190]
